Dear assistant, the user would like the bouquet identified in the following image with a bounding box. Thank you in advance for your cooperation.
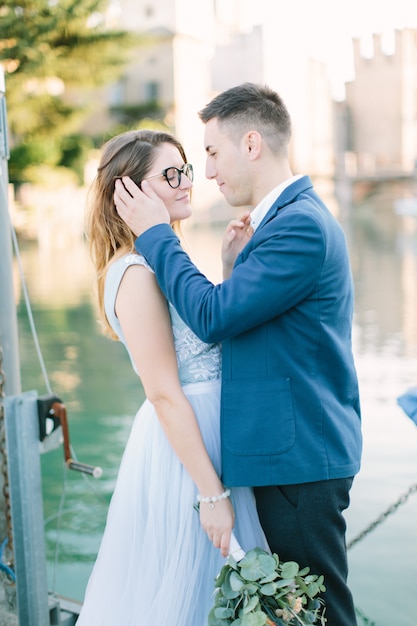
[208,535,326,626]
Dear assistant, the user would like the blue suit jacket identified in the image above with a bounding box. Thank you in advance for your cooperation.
[135,176,362,486]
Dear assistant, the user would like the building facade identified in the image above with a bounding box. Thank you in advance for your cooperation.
[340,29,417,178]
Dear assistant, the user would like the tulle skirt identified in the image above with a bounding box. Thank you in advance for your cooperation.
[76,379,268,626]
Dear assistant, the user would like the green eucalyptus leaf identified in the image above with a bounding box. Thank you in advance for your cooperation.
[259,582,277,596]
[239,563,264,582]
[208,605,231,626]
[245,583,259,595]
[216,564,232,587]
[317,575,325,589]
[305,574,318,583]
[240,611,268,626]
[296,578,309,594]
[280,561,300,578]
[257,553,278,575]
[230,571,245,592]
[214,607,235,619]
[240,552,277,582]
[222,571,243,599]
[229,556,239,570]
[240,550,259,567]
[241,595,259,614]
[273,589,289,601]
[222,586,242,600]
[275,577,295,589]
[306,581,320,598]
[212,590,229,607]
[259,571,277,584]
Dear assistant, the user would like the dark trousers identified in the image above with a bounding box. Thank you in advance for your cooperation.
[254,478,357,626]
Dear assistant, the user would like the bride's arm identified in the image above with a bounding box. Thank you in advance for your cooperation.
[115,263,234,556]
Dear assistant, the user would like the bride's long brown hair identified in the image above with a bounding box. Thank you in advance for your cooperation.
[86,129,188,339]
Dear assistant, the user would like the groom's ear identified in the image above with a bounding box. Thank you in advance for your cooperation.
[244,131,262,160]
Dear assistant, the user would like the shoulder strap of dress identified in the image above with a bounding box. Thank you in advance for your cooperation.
[104,253,154,337]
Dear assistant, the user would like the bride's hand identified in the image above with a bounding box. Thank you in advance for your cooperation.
[199,498,235,557]
[222,211,253,279]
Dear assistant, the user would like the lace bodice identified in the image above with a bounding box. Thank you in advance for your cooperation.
[104,253,221,385]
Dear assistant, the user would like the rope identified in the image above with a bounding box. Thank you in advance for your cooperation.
[0,345,13,562]
[347,481,417,550]
[0,539,15,582]
[10,224,52,396]
[355,606,376,626]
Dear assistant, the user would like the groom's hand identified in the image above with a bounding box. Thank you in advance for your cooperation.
[114,177,169,237]
[222,211,253,279]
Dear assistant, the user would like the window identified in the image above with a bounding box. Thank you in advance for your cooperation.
[144,81,159,102]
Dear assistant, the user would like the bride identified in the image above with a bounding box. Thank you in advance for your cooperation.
[76,129,267,625]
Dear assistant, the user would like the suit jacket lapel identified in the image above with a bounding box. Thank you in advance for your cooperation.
[234,176,314,267]
[257,175,314,230]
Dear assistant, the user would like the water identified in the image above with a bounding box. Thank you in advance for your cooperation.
[14,182,417,625]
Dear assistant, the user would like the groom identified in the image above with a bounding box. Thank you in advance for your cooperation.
[114,82,362,626]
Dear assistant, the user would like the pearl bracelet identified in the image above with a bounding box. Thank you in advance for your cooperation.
[196,488,231,510]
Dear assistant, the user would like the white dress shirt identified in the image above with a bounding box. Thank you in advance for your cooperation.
[250,175,303,232]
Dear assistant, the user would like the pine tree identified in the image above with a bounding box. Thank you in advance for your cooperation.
[0,0,138,182]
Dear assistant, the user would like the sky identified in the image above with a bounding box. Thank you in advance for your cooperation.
[236,0,417,98]
[240,0,417,46]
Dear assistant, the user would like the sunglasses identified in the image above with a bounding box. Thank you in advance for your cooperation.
[142,163,194,189]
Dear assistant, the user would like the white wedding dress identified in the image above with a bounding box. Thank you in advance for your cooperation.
[76,253,268,626]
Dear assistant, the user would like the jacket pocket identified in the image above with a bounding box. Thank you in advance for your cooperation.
[222,377,296,456]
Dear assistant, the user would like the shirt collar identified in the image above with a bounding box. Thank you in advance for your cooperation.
[250,175,303,231]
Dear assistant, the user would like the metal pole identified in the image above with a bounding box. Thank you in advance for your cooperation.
[4,392,50,626]
[0,64,20,625]
[0,66,21,396]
